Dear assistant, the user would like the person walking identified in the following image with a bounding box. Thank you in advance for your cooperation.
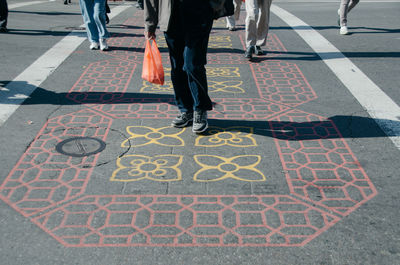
[338,0,360,35]
[144,0,214,133]
[79,0,110,50]
[244,0,272,60]
[226,0,242,31]
[0,0,8,33]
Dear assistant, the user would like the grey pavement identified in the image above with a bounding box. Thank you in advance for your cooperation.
[0,0,400,264]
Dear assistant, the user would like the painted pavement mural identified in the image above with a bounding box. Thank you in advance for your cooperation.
[0,17,376,247]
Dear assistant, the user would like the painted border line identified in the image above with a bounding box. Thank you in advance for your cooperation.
[9,0,56,10]
[271,4,400,149]
[0,5,130,126]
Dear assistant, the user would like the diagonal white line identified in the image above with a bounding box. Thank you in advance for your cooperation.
[0,5,131,126]
[8,0,56,10]
[271,4,400,150]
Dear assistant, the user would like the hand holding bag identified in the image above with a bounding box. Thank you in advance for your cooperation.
[142,39,164,85]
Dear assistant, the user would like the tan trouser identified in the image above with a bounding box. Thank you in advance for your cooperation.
[226,0,242,28]
[340,0,360,26]
[245,0,272,47]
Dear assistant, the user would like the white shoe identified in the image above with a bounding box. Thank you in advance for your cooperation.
[100,39,109,51]
[90,42,99,50]
[340,26,349,35]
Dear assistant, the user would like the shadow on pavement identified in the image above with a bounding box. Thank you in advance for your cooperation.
[1,81,398,140]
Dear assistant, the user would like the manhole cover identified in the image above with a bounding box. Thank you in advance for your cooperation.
[56,137,106,157]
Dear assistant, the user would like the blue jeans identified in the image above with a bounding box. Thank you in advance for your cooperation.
[164,0,214,113]
[79,0,109,42]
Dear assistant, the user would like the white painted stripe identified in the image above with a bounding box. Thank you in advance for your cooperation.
[8,0,55,10]
[271,4,400,149]
[0,5,130,126]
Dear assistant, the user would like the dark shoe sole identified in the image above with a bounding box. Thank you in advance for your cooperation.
[192,123,208,133]
[171,119,193,128]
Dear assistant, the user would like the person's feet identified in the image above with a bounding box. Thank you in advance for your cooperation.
[192,110,208,134]
[0,27,7,33]
[90,42,99,50]
[171,112,193,128]
[100,39,109,51]
[255,46,264,55]
[340,26,349,35]
[244,46,254,60]
[228,26,236,31]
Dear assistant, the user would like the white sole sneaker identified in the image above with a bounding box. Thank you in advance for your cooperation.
[90,42,99,50]
[100,39,109,51]
[340,26,349,35]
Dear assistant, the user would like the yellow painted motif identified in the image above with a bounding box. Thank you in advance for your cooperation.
[206,67,240,78]
[196,127,256,147]
[122,126,185,147]
[111,155,183,182]
[209,80,244,93]
[208,36,232,48]
[140,80,173,93]
[194,155,265,182]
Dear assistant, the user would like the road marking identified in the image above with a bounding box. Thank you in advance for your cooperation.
[8,0,56,10]
[271,4,400,150]
[0,5,130,126]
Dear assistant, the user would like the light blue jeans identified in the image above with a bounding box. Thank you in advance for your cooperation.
[79,0,109,43]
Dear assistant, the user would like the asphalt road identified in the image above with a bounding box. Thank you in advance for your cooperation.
[0,0,399,264]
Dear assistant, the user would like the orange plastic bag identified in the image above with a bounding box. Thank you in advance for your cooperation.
[142,39,164,85]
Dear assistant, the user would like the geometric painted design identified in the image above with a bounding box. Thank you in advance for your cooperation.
[253,61,317,107]
[93,98,289,120]
[140,80,173,93]
[270,110,377,216]
[122,126,185,147]
[209,80,244,93]
[32,195,339,247]
[195,127,256,147]
[0,109,111,217]
[110,155,183,182]
[0,17,377,248]
[193,155,265,182]
[66,59,137,104]
[206,67,240,78]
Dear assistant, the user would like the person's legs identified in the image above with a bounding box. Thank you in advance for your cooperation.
[255,0,272,47]
[79,0,99,43]
[348,0,360,13]
[339,0,351,26]
[245,0,258,48]
[165,31,194,114]
[93,0,109,40]
[0,0,8,30]
[226,0,242,30]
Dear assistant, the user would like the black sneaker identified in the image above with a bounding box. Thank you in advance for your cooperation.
[0,27,7,33]
[244,46,254,60]
[255,46,264,55]
[171,112,193,128]
[192,110,208,133]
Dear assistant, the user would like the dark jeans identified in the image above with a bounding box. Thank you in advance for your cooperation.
[164,0,214,113]
[0,0,8,28]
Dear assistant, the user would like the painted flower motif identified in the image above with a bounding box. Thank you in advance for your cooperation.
[209,80,244,93]
[122,126,185,147]
[206,67,240,78]
[140,80,173,93]
[194,155,265,182]
[111,155,183,182]
[195,127,256,147]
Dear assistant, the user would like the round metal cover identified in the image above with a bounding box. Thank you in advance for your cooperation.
[56,137,106,157]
